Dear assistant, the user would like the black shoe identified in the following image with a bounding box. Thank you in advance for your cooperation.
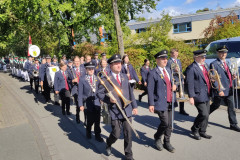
[191,130,201,140]
[154,139,163,151]
[106,144,112,156]
[54,102,60,106]
[199,133,212,139]
[180,110,189,116]
[138,95,142,102]
[95,136,104,142]
[62,111,66,115]
[230,125,240,132]
[163,143,175,153]
[67,112,71,115]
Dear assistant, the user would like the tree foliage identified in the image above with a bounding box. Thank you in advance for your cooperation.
[0,0,160,57]
[196,8,210,13]
[202,12,240,43]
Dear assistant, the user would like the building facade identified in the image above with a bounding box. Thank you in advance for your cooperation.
[127,7,240,43]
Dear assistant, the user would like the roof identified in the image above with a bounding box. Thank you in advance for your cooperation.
[127,7,240,30]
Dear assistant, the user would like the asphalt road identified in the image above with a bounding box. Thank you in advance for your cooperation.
[0,72,240,160]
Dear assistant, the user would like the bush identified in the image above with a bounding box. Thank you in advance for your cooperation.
[72,42,95,57]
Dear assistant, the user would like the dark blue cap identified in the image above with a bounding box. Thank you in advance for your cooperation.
[107,54,122,64]
[84,60,96,68]
[154,50,168,59]
[193,50,207,57]
[217,45,228,52]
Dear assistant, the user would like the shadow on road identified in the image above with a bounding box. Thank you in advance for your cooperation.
[44,104,125,159]
[20,85,46,104]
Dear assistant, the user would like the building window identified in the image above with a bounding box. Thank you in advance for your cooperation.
[135,28,146,33]
[173,22,192,33]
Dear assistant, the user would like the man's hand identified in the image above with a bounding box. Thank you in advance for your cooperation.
[219,91,224,96]
[232,75,237,80]
[174,67,178,72]
[80,106,84,111]
[138,81,142,85]
[110,98,116,103]
[149,106,154,113]
[55,91,59,94]
[133,108,138,115]
[172,84,177,91]
[144,82,147,87]
[189,97,194,105]
[72,78,78,83]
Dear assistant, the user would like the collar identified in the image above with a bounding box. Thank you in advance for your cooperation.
[111,72,121,79]
[157,66,165,72]
[171,57,177,61]
[220,59,227,65]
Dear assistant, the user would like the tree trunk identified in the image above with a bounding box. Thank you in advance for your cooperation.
[112,0,124,57]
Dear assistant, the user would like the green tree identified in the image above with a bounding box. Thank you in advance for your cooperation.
[135,17,146,22]
[202,12,240,43]
[196,8,210,13]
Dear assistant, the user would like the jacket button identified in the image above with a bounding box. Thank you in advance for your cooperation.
[165,96,166,98]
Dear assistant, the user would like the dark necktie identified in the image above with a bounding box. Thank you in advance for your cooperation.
[201,65,211,94]
[76,68,80,82]
[116,74,121,86]
[223,62,232,88]
[63,72,69,90]
[90,76,93,85]
[36,64,39,70]
[163,69,172,102]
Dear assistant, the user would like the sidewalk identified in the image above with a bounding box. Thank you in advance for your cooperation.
[0,74,51,160]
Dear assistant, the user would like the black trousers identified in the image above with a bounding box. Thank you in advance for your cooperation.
[86,108,101,137]
[192,101,210,133]
[154,105,172,143]
[60,90,70,113]
[210,91,238,125]
[73,94,87,122]
[43,76,51,101]
[33,77,39,93]
[107,118,133,159]
[30,77,33,87]
[179,102,185,111]
[140,85,148,98]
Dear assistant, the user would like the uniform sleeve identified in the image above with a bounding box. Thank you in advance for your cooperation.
[186,67,195,98]
[54,73,59,92]
[97,79,110,104]
[147,70,155,106]
[132,65,139,82]
[78,80,84,107]
[140,68,145,83]
[129,82,138,109]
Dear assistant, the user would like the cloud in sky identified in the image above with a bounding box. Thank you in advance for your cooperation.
[185,0,195,4]
[135,7,182,20]
[234,0,240,5]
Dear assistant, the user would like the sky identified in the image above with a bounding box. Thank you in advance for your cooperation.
[138,0,240,19]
